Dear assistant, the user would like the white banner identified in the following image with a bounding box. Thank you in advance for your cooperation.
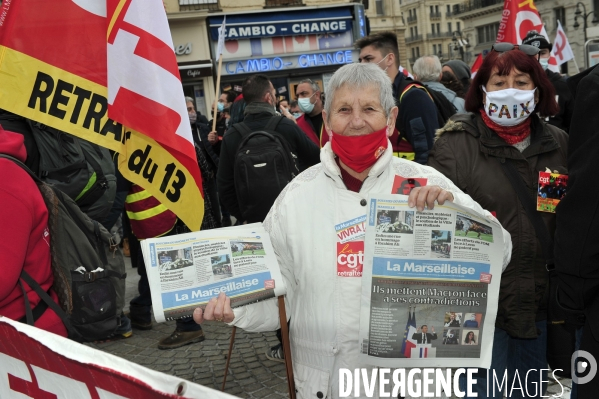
[0,316,239,398]
[216,16,227,57]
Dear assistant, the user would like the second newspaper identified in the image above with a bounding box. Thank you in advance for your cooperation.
[141,224,286,322]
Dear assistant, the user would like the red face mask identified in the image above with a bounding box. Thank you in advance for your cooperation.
[331,127,389,173]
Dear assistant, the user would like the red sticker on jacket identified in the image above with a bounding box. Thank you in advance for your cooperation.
[392,176,428,195]
[265,279,275,289]
[337,241,364,277]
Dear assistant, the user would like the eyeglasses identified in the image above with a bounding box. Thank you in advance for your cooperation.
[492,43,540,59]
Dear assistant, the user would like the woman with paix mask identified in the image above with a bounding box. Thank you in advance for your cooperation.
[429,43,568,398]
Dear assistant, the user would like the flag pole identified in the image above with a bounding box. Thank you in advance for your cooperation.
[212,17,226,132]
[212,53,223,132]
[571,56,580,74]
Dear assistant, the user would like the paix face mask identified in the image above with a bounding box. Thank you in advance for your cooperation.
[482,86,536,126]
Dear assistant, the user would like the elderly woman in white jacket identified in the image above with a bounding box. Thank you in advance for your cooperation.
[194,63,512,399]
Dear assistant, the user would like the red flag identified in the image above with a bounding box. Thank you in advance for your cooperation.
[471,53,483,78]
[495,0,559,72]
[497,0,544,44]
[399,65,414,79]
[0,0,204,230]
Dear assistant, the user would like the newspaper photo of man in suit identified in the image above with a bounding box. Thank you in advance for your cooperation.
[411,325,437,344]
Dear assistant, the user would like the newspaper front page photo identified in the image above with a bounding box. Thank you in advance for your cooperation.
[140,224,286,322]
[359,194,504,369]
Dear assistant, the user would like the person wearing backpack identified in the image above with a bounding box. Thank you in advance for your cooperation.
[216,74,320,225]
[0,109,131,342]
[216,74,319,362]
[0,125,67,337]
[413,55,465,114]
[0,109,117,221]
[355,31,440,165]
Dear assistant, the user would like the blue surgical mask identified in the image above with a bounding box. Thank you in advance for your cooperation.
[217,102,225,112]
[539,58,549,70]
[298,96,315,114]
[292,112,302,119]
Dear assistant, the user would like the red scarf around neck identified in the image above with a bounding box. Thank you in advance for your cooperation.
[480,109,532,145]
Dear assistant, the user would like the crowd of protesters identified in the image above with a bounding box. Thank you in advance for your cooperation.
[1,26,597,399]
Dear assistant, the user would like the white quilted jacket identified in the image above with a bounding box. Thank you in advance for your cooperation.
[230,141,512,399]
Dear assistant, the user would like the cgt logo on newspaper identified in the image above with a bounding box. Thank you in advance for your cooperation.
[337,241,364,277]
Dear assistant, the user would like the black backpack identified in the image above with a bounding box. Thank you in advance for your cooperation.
[1,154,126,342]
[400,82,457,127]
[0,112,116,221]
[232,116,299,223]
[425,87,458,126]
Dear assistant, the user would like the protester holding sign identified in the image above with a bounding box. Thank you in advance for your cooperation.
[429,44,567,397]
[193,63,511,398]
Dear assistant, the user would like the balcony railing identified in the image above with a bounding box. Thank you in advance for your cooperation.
[451,0,503,16]
[265,0,303,8]
[429,11,442,20]
[179,0,220,12]
[405,34,423,44]
[427,32,453,39]
[407,15,418,24]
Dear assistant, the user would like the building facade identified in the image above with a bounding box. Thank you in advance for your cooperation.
[165,0,215,119]
[165,0,367,108]
[206,3,366,100]
[401,0,471,66]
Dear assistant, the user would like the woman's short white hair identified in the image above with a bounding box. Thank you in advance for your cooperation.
[324,63,395,124]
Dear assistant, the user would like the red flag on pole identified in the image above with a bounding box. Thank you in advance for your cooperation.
[496,0,560,72]
[471,53,484,78]
[0,0,204,230]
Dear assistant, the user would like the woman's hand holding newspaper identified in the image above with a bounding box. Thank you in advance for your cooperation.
[193,292,235,324]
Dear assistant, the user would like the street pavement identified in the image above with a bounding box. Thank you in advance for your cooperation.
[86,255,290,399]
[86,252,572,399]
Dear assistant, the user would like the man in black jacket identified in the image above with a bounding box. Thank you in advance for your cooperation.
[355,31,439,164]
[216,74,319,363]
[522,31,573,133]
[216,74,320,224]
[554,64,599,397]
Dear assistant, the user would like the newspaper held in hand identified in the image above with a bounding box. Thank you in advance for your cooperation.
[358,194,504,369]
[140,223,286,322]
